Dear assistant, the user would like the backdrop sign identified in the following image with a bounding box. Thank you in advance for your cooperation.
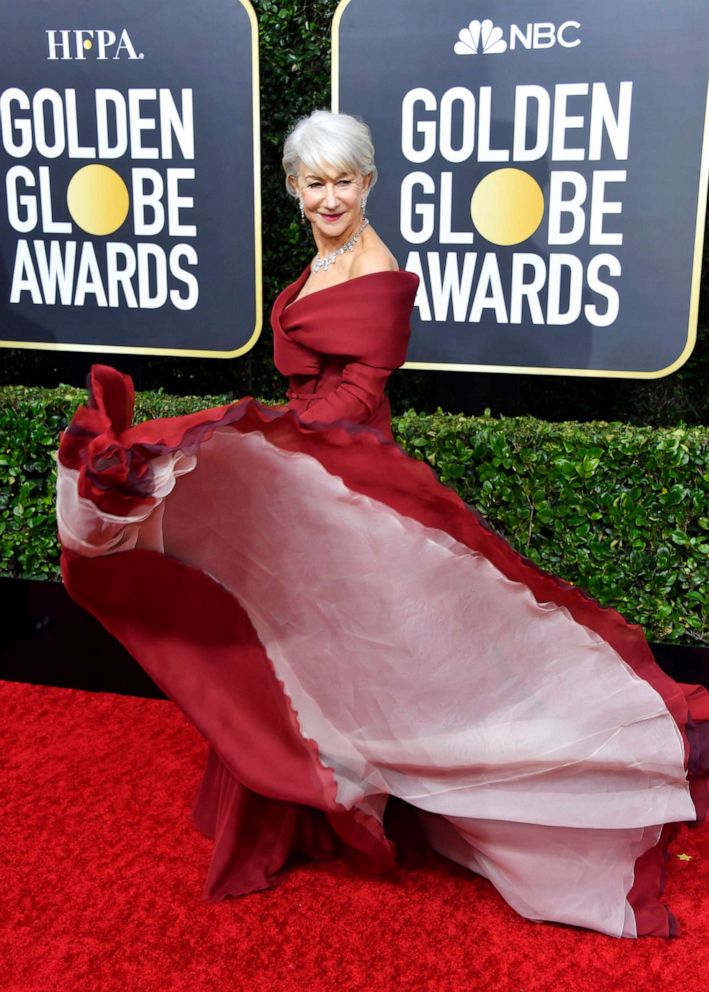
[0,0,260,357]
[334,0,709,377]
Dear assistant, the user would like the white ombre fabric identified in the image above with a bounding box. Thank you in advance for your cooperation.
[56,452,195,558]
[57,420,701,939]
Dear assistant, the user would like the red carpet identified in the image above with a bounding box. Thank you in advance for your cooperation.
[2,680,709,992]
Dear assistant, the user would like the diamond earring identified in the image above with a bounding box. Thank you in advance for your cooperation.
[361,194,368,218]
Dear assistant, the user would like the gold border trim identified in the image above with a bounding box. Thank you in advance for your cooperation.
[0,0,262,359]
[333,7,709,379]
[331,0,353,113]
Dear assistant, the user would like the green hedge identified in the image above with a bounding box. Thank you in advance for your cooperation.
[1,385,707,645]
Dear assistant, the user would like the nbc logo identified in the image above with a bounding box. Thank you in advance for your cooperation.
[454,18,581,55]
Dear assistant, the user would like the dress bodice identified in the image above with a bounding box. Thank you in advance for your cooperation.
[270,267,419,438]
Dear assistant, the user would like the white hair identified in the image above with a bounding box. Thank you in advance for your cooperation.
[282,110,378,198]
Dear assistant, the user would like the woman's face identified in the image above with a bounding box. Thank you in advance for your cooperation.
[292,162,370,242]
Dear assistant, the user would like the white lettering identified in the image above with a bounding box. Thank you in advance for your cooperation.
[470,254,507,322]
[428,251,477,321]
[105,244,139,307]
[169,245,199,310]
[65,89,96,157]
[439,172,473,244]
[46,30,72,61]
[6,166,37,233]
[546,254,584,324]
[137,244,168,308]
[159,89,194,160]
[404,251,432,321]
[509,24,533,51]
[74,241,108,306]
[558,21,581,48]
[585,254,621,326]
[132,168,165,235]
[39,166,71,233]
[439,88,476,164]
[0,89,32,157]
[166,169,196,236]
[533,23,556,49]
[512,86,550,161]
[95,30,117,61]
[400,83,630,166]
[510,254,546,324]
[551,83,589,161]
[96,90,128,158]
[33,241,77,304]
[115,29,141,60]
[477,87,509,162]
[400,172,435,244]
[10,240,43,303]
[548,172,587,245]
[401,88,437,163]
[589,171,626,246]
[589,82,632,161]
[73,31,94,61]
[128,89,159,159]
[0,87,195,159]
[32,89,65,159]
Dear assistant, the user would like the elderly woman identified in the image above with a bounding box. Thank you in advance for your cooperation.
[275,110,417,438]
[57,111,708,940]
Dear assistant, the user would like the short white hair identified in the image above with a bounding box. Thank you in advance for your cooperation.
[282,110,378,198]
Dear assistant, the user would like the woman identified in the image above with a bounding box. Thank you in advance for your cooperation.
[275,109,417,439]
[56,111,708,939]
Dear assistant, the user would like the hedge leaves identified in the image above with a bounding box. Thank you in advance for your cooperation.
[1,385,706,644]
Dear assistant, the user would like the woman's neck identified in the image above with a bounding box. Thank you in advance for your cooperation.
[311,219,367,263]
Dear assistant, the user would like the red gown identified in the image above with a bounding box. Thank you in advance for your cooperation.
[56,269,709,939]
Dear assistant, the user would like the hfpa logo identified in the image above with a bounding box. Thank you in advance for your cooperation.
[454,18,581,55]
[46,29,144,60]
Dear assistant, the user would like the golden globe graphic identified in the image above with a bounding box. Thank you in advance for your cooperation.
[67,165,131,238]
[0,2,260,357]
[470,169,545,247]
[334,0,709,377]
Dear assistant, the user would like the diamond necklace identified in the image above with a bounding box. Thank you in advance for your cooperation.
[312,218,369,273]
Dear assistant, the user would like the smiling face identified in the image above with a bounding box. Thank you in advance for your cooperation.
[290,161,370,246]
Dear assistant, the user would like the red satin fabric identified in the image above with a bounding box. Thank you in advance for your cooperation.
[272,268,419,438]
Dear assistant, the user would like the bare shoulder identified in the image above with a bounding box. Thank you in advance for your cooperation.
[350,243,399,278]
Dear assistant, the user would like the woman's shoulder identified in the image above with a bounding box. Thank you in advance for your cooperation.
[349,243,399,279]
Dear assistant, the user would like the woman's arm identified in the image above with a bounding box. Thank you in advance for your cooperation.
[295,247,401,425]
[296,362,391,426]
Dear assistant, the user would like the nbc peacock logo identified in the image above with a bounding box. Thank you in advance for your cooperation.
[454,19,507,55]
[454,18,581,54]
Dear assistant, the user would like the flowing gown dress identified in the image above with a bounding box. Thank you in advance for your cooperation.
[56,267,709,939]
